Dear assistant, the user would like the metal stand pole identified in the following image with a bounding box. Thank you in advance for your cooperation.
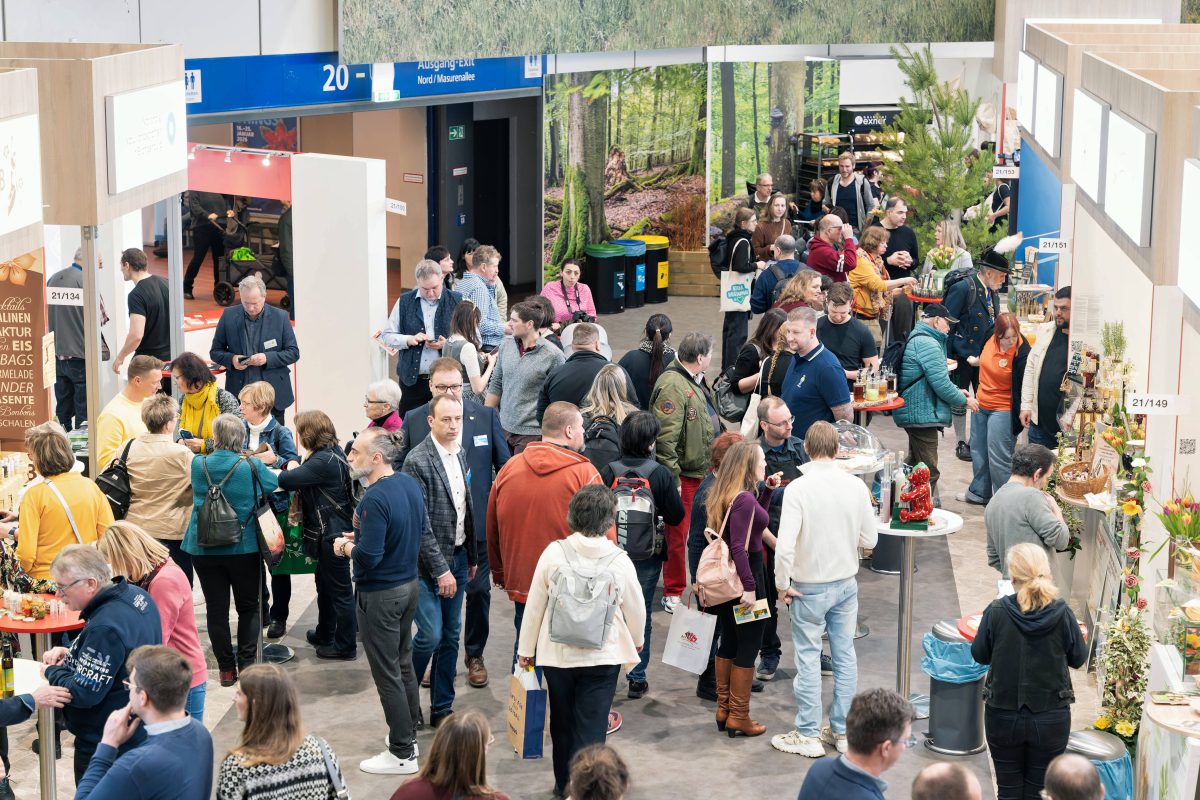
[896,536,929,719]
[258,558,293,665]
[31,633,55,800]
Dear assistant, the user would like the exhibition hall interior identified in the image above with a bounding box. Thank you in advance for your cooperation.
[0,0,1199,798]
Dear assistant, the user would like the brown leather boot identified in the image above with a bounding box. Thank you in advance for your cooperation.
[715,657,733,731]
[725,666,766,738]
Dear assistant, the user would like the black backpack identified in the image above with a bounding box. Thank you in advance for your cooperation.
[582,415,621,473]
[708,234,728,278]
[95,440,134,520]
[608,459,661,561]
[197,457,248,548]
[881,329,934,395]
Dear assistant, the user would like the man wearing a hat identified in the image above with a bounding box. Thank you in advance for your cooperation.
[940,246,1008,465]
[893,303,977,507]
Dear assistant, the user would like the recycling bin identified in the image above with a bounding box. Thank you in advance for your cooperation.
[922,621,987,755]
[584,243,627,315]
[1065,730,1132,800]
[611,239,647,309]
[632,235,669,303]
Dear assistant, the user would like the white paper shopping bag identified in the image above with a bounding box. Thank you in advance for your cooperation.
[661,597,717,675]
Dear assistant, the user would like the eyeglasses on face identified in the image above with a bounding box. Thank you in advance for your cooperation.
[363,397,388,406]
[431,383,464,394]
[766,416,795,428]
[56,578,88,595]
[892,734,918,749]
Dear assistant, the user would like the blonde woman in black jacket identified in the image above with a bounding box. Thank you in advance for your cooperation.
[970,543,1087,800]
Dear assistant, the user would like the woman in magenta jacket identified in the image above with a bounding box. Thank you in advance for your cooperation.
[541,259,597,325]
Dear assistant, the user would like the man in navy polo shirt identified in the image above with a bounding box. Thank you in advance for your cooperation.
[780,307,853,438]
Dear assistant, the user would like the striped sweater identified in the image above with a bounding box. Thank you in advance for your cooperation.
[217,735,343,800]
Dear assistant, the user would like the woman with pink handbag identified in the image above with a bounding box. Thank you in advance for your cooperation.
[698,442,781,739]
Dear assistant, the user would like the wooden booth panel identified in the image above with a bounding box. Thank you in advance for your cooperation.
[0,68,43,260]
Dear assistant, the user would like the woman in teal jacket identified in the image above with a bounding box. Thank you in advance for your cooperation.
[894,305,976,504]
[183,413,279,686]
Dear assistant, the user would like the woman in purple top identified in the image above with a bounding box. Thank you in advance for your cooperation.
[703,441,782,739]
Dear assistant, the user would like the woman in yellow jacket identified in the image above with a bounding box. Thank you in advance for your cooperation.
[3,422,112,583]
[849,225,916,350]
[171,351,242,455]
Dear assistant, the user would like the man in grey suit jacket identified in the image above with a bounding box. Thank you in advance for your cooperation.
[399,357,510,689]
[401,394,478,727]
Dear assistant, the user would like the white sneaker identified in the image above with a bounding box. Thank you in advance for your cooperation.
[771,730,826,758]
[359,750,418,775]
[661,596,680,614]
[384,736,418,758]
[820,726,849,754]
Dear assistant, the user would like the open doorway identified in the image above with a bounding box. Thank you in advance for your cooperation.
[472,118,512,286]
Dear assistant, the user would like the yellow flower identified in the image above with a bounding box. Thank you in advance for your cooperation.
[1187,633,1200,650]
[1115,720,1136,737]
[1094,716,1111,730]
[1122,499,1143,516]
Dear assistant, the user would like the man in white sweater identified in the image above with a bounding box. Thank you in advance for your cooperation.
[771,421,878,759]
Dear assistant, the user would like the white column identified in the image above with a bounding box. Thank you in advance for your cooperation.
[95,211,143,405]
[291,153,389,440]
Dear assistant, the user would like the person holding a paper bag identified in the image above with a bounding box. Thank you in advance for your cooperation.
[704,442,782,739]
[517,485,644,799]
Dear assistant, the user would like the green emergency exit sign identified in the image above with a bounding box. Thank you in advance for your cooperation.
[448,125,465,141]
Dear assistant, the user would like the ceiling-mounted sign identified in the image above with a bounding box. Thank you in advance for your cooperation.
[0,114,43,237]
[105,80,187,195]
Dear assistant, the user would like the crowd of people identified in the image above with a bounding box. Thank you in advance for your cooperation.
[4,187,1097,800]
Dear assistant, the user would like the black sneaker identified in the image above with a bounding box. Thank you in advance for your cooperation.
[821,653,834,676]
[751,678,764,693]
[31,736,62,758]
[627,679,648,699]
[266,620,286,639]
[183,291,195,300]
[955,441,971,462]
[696,682,717,701]
[756,655,779,681]
[305,629,331,647]
[314,645,357,660]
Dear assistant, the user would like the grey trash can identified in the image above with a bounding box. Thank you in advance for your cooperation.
[924,620,987,755]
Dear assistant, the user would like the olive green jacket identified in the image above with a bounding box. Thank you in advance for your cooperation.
[650,360,717,481]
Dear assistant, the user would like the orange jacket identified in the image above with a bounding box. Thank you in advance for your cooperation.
[485,442,610,602]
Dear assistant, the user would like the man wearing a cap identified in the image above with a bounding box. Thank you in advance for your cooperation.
[941,247,1007,464]
[893,304,977,506]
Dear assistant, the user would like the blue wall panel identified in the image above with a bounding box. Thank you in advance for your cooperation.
[1014,138,1063,285]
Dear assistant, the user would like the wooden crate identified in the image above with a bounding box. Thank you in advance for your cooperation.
[669,249,718,297]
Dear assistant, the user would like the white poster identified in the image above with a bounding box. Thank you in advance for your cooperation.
[0,113,43,237]
[104,80,187,195]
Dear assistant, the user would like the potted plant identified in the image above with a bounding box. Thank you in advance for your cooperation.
[1093,604,1153,754]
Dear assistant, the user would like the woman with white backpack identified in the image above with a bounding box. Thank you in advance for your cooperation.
[516,485,646,800]
[698,441,782,739]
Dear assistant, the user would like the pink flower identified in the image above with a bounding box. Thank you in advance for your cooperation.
[1142,481,1152,493]
[1126,547,1142,561]
[1124,573,1140,588]
[1136,597,1149,610]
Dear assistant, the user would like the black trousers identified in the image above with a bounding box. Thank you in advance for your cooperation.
[193,553,261,670]
[721,311,750,373]
[262,568,292,625]
[182,223,225,293]
[53,358,88,430]
[314,535,357,652]
[158,538,193,587]
[543,665,619,794]
[398,375,432,417]
[985,705,1072,800]
[463,539,491,658]
[758,544,781,662]
[713,550,767,668]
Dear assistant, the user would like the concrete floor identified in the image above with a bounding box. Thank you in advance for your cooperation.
[3,294,1100,799]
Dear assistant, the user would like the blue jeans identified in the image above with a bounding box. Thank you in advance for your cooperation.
[1027,421,1058,449]
[627,558,661,683]
[968,408,1016,501]
[788,577,859,736]
[411,549,469,714]
[185,683,206,723]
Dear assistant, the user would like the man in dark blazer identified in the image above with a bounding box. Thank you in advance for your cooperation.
[379,259,463,416]
[401,393,478,728]
[399,357,510,689]
[209,274,299,423]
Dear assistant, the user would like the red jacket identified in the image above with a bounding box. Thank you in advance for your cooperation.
[806,236,857,283]
[485,441,611,602]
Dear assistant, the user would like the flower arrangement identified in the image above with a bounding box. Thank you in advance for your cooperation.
[1118,457,1151,604]
[926,245,958,271]
[1051,433,1084,557]
[1156,490,1200,545]
[1093,605,1153,751]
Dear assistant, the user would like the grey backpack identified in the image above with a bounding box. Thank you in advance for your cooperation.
[197,457,246,547]
[547,540,624,650]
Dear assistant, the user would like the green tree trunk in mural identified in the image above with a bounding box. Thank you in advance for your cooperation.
[720,62,736,198]
[769,61,803,197]
[549,71,611,265]
[752,62,761,178]
[688,94,706,176]
[548,119,562,188]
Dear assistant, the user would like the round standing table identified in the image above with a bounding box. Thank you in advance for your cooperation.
[956,611,1087,643]
[852,395,904,427]
[0,600,84,800]
[877,509,963,719]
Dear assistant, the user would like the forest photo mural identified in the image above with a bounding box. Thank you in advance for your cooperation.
[543,65,707,274]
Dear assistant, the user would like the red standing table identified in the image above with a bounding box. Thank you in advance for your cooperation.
[957,611,1087,642]
[0,597,84,800]
[852,395,904,427]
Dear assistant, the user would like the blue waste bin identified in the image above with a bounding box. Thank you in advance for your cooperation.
[922,621,988,755]
[611,239,647,310]
[1066,730,1132,800]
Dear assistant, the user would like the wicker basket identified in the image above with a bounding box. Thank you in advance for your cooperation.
[1058,461,1109,499]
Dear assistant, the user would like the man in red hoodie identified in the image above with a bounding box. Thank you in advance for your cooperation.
[805,214,858,284]
[486,401,609,666]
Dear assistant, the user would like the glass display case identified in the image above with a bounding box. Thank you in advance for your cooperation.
[1154,568,1200,680]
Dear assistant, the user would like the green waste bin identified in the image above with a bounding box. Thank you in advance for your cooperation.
[584,243,627,315]
[633,235,669,304]
[611,239,647,309]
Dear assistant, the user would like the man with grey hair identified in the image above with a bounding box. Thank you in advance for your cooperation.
[806,213,858,285]
[47,247,109,429]
[751,233,803,314]
[650,332,717,611]
[747,172,776,218]
[537,322,638,421]
[41,545,162,781]
[334,427,427,775]
[210,273,299,423]
[381,259,463,416]
[1043,753,1104,800]
[780,307,853,439]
